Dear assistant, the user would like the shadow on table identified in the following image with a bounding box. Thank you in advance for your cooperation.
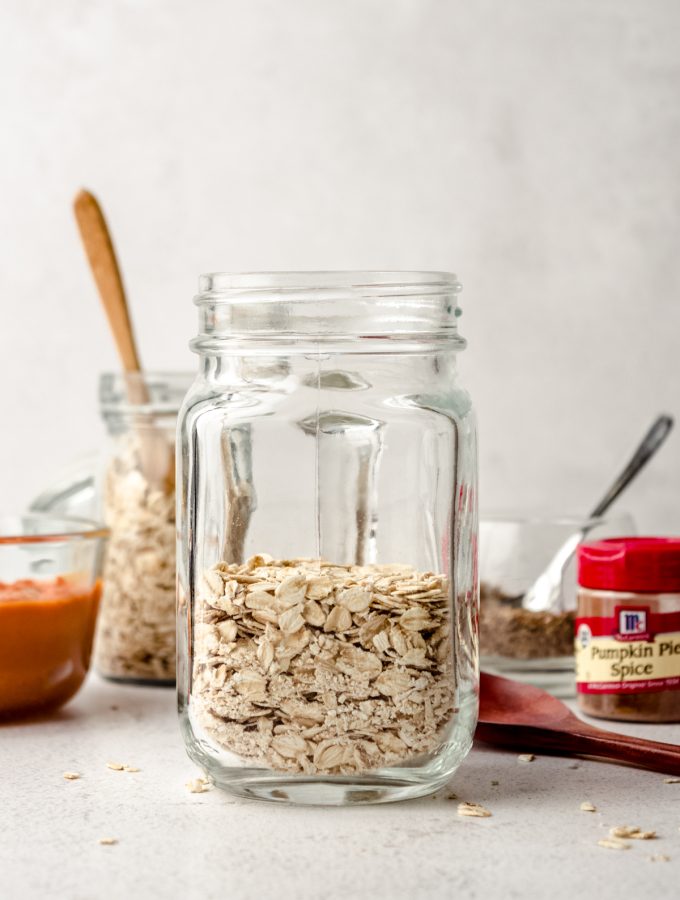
[0,672,176,728]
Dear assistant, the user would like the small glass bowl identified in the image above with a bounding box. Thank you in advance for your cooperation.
[479,512,635,697]
[0,515,108,719]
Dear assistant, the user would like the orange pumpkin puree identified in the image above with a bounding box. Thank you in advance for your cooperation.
[0,577,100,718]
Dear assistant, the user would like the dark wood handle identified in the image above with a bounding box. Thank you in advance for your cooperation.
[568,721,680,775]
[475,722,680,776]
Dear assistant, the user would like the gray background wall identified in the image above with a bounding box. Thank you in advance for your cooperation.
[1,0,679,531]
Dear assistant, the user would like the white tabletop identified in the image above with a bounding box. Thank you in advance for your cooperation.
[1,674,678,900]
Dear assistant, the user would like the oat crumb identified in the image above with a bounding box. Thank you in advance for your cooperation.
[491,780,500,786]
[610,825,656,840]
[106,762,125,771]
[445,792,458,800]
[123,765,140,773]
[663,777,680,784]
[98,838,118,846]
[649,854,670,862]
[597,838,630,851]
[568,763,579,770]
[63,772,81,781]
[518,754,536,763]
[457,801,492,818]
[580,802,597,812]
[186,777,211,794]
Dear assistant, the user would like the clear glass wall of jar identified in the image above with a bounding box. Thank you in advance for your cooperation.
[95,372,193,684]
[177,272,478,804]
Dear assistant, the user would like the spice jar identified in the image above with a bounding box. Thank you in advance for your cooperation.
[177,271,479,805]
[95,372,192,684]
[576,538,680,722]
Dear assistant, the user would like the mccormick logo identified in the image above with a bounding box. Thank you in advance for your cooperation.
[617,609,649,641]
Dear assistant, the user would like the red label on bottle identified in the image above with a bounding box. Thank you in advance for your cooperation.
[575,608,680,694]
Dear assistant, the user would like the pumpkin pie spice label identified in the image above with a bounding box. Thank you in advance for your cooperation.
[575,607,680,694]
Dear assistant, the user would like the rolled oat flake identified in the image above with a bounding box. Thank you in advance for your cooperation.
[576,538,680,722]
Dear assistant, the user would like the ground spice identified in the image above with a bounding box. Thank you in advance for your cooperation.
[576,538,680,723]
[479,583,574,660]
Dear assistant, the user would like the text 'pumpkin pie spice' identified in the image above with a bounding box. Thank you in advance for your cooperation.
[576,538,680,723]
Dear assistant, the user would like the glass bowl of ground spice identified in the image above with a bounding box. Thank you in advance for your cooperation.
[479,512,635,697]
[0,515,108,719]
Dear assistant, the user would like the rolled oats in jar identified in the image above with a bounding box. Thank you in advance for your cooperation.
[95,372,192,684]
[177,272,479,804]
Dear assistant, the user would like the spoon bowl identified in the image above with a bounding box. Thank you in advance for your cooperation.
[477,671,680,775]
[522,414,673,613]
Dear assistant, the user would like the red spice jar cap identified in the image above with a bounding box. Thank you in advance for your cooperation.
[578,537,680,593]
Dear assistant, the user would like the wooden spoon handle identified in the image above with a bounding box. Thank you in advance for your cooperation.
[475,722,680,775]
[73,189,141,373]
[569,723,680,776]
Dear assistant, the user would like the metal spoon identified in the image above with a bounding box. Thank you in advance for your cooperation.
[522,414,674,612]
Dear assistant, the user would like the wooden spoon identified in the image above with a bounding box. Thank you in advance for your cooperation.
[73,189,173,489]
[74,190,143,377]
[477,671,680,775]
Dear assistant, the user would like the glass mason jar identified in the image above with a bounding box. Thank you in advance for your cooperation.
[94,372,192,684]
[177,272,478,805]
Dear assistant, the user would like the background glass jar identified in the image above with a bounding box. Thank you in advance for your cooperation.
[95,372,192,684]
[177,271,478,805]
[479,512,635,698]
[29,372,193,685]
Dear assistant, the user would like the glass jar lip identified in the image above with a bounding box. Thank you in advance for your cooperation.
[0,514,108,545]
[193,271,464,346]
[480,511,626,528]
[197,270,461,298]
[99,371,194,416]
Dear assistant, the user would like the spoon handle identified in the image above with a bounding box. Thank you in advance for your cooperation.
[568,721,680,775]
[73,189,142,375]
[590,414,674,518]
[476,721,680,775]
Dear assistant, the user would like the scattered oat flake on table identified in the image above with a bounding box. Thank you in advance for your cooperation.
[457,801,492,818]
[122,765,140,773]
[186,778,211,793]
[597,839,630,851]
[445,792,458,800]
[610,825,656,840]
[580,802,597,812]
[664,777,680,784]
[518,754,535,763]
[649,854,670,862]
[63,772,81,781]
[98,838,118,846]
[106,762,125,771]
[491,780,499,786]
